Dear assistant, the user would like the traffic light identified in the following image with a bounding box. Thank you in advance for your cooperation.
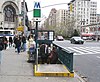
[70,3,72,12]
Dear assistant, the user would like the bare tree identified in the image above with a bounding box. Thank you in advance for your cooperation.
[44,16,76,38]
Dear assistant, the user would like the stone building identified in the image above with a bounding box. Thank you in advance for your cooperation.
[0,0,21,31]
[0,0,28,36]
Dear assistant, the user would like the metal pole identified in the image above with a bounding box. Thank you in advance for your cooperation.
[36,48,38,70]
[96,22,98,41]
[23,0,26,36]
[35,21,38,70]
[35,21,38,49]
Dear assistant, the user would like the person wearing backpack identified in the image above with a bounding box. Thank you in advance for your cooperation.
[0,39,4,64]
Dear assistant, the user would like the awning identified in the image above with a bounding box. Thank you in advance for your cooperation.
[17,26,24,31]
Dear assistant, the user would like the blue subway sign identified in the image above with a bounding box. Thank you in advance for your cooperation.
[34,2,41,9]
[33,2,41,17]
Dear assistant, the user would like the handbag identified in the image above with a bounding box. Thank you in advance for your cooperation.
[4,41,8,44]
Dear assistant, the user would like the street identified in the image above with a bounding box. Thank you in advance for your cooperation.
[53,40,100,82]
[0,0,100,82]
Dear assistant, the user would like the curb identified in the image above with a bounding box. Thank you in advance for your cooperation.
[34,64,74,77]
[74,72,87,82]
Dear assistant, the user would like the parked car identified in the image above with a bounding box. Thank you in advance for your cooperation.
[82,36,92,40]
[70,36,84,44]
[82,37,87,40]
[56,36,64,41]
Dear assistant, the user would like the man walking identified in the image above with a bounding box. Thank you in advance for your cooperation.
[16,37,21,54]
[9,37,13,47]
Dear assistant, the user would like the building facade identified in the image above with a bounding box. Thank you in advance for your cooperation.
[56,9,68,27]
[48,8,57,27]
[43,8,69,36]
[0,0,29,37]
[68,0,97,36]
[0,0,21,31]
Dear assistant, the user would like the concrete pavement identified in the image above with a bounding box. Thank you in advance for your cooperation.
[0,47,85,82]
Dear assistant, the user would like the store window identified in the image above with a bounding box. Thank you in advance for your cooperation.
[4,5,16,22]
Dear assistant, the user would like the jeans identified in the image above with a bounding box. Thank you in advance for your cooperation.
[22,43,26,51]
[17,47,20,54]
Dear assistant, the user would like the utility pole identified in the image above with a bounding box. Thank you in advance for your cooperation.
[33,2,41,70]
[96,22,99,41]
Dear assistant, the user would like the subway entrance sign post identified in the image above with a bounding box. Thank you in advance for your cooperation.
[34,9,41,17]
[33,2,41,18]
[33,2,41,70]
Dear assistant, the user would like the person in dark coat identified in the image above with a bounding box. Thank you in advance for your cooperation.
[16,37,21,54]
[9,37,13,47]
[40,43,48,64]
[3,36,8,50]
[48,46,58,64]
[22,35,26,51]
[13,35,18,50]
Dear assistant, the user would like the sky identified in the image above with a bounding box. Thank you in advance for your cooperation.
[25,0,100,21]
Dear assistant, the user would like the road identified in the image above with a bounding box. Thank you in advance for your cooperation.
[53,40,100,82]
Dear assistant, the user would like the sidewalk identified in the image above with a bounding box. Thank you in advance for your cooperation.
[0,47,85,82]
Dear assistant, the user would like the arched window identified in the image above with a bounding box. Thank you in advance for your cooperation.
[4,5,16,22]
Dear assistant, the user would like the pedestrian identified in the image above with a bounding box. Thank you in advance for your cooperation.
[16,37,21,54]
[22,35,26,51]
[9,36,13,47]
[40,43,48,64]
[28,35,36,52]
[3,36,8,50]
[0,39,4,64]
[28,35,36,62]
[28,34,33,41]
[13,35,18,51]
[48,46,58,64]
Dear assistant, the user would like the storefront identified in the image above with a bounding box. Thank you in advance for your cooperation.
[81,33,94,40]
